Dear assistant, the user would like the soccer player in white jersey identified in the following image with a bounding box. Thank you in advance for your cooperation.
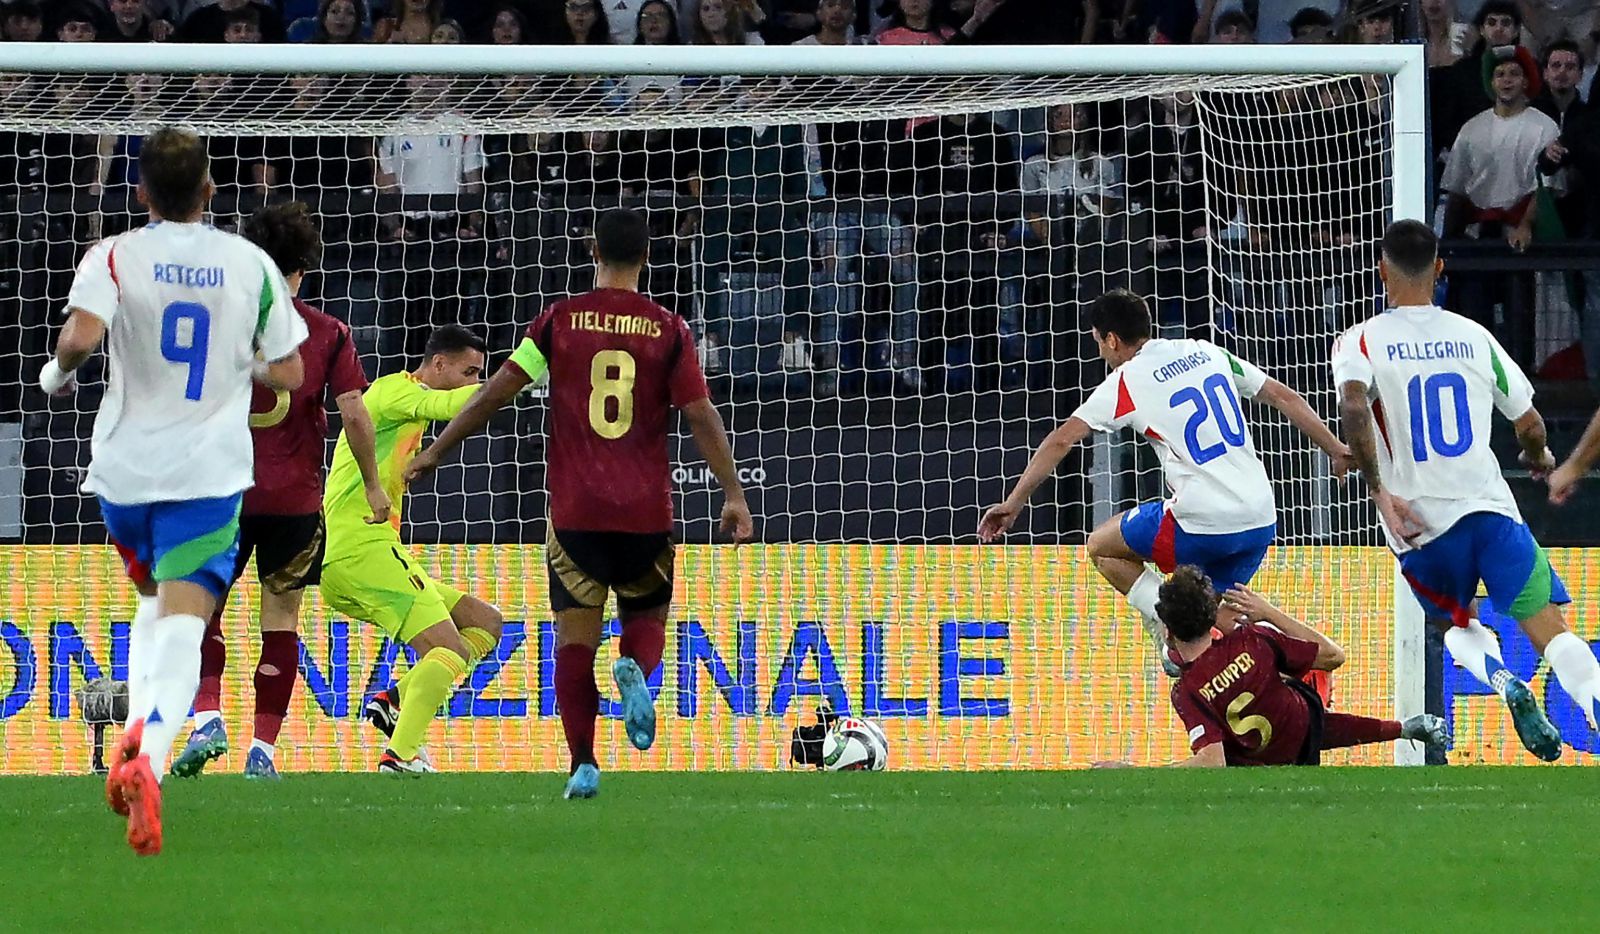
[1333,219,1600,762]
[37,128,309,854]
[980,290,1351,674]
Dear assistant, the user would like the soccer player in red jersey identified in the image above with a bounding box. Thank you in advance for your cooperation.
[1103,567,1448,767]
[172,203,389,780]
[407,207,753,798]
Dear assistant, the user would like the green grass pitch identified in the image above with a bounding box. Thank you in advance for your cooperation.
[2,768,1594,931]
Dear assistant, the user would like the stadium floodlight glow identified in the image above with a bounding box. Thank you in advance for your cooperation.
[0,41,1429,769]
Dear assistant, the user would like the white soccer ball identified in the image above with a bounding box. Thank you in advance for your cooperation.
[821,717,889,771]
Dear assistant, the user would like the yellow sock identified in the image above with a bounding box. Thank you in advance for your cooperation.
[460,627,497,666]
[389,647,467,759]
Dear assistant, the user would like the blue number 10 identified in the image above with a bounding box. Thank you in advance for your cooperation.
[1406,372,1472,461]
[160,301,211,401]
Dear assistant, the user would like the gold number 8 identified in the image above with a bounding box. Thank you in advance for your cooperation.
[588,350,636,440]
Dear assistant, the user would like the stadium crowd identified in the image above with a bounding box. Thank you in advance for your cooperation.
[3,0,1600,407]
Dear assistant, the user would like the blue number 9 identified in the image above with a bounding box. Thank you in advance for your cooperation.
[160,301,211,401]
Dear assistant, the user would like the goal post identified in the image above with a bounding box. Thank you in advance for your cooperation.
[0,41,1433,771]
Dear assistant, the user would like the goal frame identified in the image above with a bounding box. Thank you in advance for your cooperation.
[0,40,1431,765]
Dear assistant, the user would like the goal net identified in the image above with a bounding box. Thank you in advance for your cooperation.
[4,44,1520,774]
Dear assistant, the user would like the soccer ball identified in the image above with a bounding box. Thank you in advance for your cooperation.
[821,717,889,771]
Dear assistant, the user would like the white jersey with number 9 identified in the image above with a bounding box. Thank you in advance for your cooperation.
[66,221,308,505]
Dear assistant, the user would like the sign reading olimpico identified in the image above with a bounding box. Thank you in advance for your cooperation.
[2,545,1595,773]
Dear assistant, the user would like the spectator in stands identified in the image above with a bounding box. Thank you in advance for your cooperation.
[556,0,613,44]
[306,0,369,42]
[875,0,954,44]
[912,110,1021,391]
[1536,40,1591,128]
[811,114,918,395]
[1,1,43,41]
[1022,103,1120,219]
[1348,0,1399,44]
[374,0,442,43]
[1433,1,1523,166]
[485,3,532,43]
[1125,92,1212,335]
[793,0,859,44]
[1522,0,1599,55]
[223,5,265,43]
[691,0,764,44]
[1542,91,1600,392]
[1440,47,1558,368]
[179,0,287,42]
[1120,0,1194,44]
[618,84,702,309]
[55,4,101,42]
[104,0,177,41]
[1208,9,1253,43]
[765,0,823,44]
[1197,0,1332,44]
[1421,0,1470,66]
[1288,7,1334,43]
[944,0,1017,43]
[634,0,682,44]
[432,18,465,42]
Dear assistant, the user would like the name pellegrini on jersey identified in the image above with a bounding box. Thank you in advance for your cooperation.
[1384,340,1474,362]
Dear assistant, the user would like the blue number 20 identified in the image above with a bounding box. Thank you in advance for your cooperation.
[1406,372,1472,461]
[160,301,211,401]
[1170,372,1247,465]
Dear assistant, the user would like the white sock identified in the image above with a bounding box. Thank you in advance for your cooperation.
[122,595,160,730]
[135,614,207,782]
[250,738,275,760]
[1126,568,1164,636]
[1543,631,1600,731]
[1444,619,1514,699]
[194,710,223,731]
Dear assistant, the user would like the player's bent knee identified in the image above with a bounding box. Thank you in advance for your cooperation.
[451,594,504,639]
[407,620,471,661]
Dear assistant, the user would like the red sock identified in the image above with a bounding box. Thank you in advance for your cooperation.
[618,614,666,677]
[194,610,226,714]
[556,642,599,769]
[252,631,300,746]
[1320,712,1402,749]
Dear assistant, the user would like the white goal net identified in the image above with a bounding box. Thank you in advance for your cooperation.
[0,45,1446,773]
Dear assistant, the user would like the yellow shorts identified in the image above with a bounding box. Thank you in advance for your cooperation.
[320,540,465,644]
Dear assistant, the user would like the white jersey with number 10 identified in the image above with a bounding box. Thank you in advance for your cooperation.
[66,221,308,506]
[1330,304,1532,552]
[1072,337,1276,535]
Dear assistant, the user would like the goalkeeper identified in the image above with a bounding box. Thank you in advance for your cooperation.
[320,325,504,773]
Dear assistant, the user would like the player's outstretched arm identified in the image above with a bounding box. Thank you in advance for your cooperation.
[1551,405,1600,504]
[978,416,1091,541]
[1339,380,1424,543]
[681,397,754,543]
[334,389,391,524]
[405,363,530,485]
[1220,584,1346,671]
[1253,378,1354,476]
[39,308,105,395]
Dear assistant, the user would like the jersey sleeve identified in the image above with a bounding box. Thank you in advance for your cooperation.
[1170,684,1226,753]
[372,378,479,424]
[1329,325,1375,391]
[668,316,710,408]
[1485,330,1535,419]
[1251,622,1320,679]
[326,320,369,398]
[65,239,121,325]
[506,337,549,383]
[255,257,308,362]
[1070,374,1129,432]
[1205,341,1269,399]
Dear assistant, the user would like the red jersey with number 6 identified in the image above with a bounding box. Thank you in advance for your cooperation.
[523,288,709,534]
[1169,622,1321,766]
[245,298,368,516]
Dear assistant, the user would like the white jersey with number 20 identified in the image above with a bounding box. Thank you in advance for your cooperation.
[1072,338,1275,535]
[66,221,308,505]
[1330,304,1532,552]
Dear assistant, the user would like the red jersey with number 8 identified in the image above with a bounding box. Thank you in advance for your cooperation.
[1169,622,1321,766]
[524,288,709,534]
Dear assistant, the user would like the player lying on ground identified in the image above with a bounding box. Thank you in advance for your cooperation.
[1098,567,1448,767]
[319,325,506,774]
[406,208,754,799]
[172,202,388,781]
[979,289,1352,675]
[40,127,308,853]
[1334,219,1600,761]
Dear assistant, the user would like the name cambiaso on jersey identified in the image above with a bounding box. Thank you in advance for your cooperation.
[66,221,307,505]
[1072,338,1275,535]
[1330,305,1532,551]
[518,288,709,534]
